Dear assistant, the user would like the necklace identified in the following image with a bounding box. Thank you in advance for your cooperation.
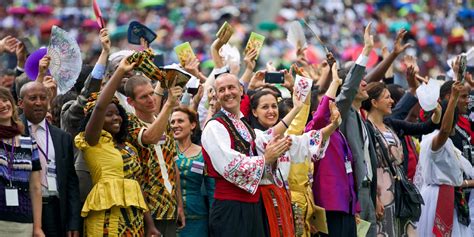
[177,142,193,155]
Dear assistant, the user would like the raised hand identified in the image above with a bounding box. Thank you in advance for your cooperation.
[167,78,183,107]
[282,68,295,91]
[213,26,233,50]
[326,52,336,67]
[393,29,411,55]
[363,22,374,56]
[37,56,51,82]
[329,101,341,127]
[406,65,419,90]
[248,70,266,90]
[331,63,342,86]
[184,57,201,77]
[451,55,462,81]
[452,81,464,98]
[42,76,58,103]
[296,47,308,67]
[99,28,111,53]
[263,135,292,164]
[403,55,420,74]
[292,85,305,111]
[244,49,257,71]
[118,56,137,73]
[140,37,149,49]
[0,35,18,53]
[15,42,27,68]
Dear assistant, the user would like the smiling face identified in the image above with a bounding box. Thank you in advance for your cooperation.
[252,94,279,129]
[103,103,123,135]
[372,88,394,116]
[128,83,156,115]
[0,96,13,125]
[170,111,196,141]
[215,74,243,115]
[456,85,470,115]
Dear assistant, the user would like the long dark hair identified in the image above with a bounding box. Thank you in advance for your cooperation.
[79,102,129,144]
[249,90,279,130]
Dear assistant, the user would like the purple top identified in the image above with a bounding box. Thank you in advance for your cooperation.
[306,95,358,214]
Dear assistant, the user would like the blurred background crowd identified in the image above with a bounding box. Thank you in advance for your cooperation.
[0,0,473,86]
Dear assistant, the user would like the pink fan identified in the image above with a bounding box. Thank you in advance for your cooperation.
[93,0,105,29]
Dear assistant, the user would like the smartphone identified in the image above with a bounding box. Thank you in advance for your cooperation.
[265,72,284,84]
[459,54,467,83]
[187,86,199,96]
[436,75,446,81]
[153,54,164,67]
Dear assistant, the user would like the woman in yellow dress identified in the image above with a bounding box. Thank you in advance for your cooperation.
[75,57,158,236]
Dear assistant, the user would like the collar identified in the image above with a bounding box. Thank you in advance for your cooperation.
[221,108,243,120]
[27,118,47,130]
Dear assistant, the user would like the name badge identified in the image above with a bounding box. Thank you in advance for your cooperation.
[5,188,19,206]
[190,161,204,175]
[345,160,353,174]
[47,176,58,192]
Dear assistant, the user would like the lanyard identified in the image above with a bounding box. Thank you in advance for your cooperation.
[2,138,15,187]
[31,122,49,163]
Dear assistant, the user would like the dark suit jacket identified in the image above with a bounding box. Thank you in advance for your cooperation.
[337,63,378,207]
[21,116,81,234]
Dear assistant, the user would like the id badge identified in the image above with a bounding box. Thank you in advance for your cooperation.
[345,160,353,174]
[47,176,58,192]
[5,188,19,206]
[190,161,204,175]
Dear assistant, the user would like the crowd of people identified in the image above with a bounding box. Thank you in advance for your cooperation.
[0,1,474,237]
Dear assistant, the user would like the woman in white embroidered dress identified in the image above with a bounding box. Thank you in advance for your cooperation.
[248,88,341,237]
[415,80,474,237]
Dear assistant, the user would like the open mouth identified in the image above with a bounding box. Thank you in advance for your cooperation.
[0,107,9,113]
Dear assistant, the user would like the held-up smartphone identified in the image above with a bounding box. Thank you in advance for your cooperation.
[459,54,467,83]
[187,86,199,96]
[265,72,284,84]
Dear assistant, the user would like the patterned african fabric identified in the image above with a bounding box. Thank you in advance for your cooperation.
[74,130,148,236]
[83,206,144,237]
[127,113,178,220]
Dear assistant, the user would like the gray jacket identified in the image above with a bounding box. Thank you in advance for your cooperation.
[337,64,378,206]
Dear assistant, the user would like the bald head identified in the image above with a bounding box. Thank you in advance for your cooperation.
[19,81,49,124]
[19,81,47,99]
[214,73,243,115]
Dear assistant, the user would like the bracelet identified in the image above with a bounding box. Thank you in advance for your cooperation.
[281,120,289,128]
[465,180,469,187]
[154,91,164,96]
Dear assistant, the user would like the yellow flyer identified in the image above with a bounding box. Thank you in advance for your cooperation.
[174,42,196,66]
[245,32,265,59]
